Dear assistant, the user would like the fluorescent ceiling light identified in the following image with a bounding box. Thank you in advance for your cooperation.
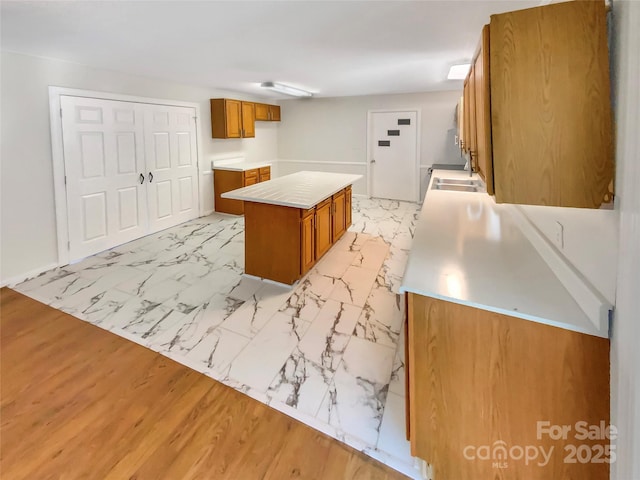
[261,82,313,97]
[447,64,471,80]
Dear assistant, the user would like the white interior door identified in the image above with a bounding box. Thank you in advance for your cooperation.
[144,105,199,234]
[61,96,148,261]
[369,111,418,202]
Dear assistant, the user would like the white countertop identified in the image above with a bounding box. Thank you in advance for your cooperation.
[212,161,272,172]
[400,170,607,338]
[221,171,362,210]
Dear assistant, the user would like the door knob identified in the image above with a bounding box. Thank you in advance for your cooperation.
[371,159,376,164]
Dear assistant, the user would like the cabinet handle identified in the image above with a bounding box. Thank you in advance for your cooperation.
[139,173,145,184]
[148,172,153,183]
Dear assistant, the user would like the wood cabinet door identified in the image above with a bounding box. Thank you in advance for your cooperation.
[345,187,352,228]
[490,0,612,207]
[473,25,494,195]
[332,191,346,242]
[255,103,269,121]
[468,65,477,171]
[259,166,271,182]
[300,212,315,275]
[225,99,242,138]
[241,102,255,138]
[269,105,281,121]
[315,200,332,258]
[462,79,470,154]
[214,170,244,215]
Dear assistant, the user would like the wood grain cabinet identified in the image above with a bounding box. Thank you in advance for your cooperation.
[332,190,346,242]
[259,166,271,182]
[255,103,281,122]
[315,198,333,259]
[405,293,610,480]
[300,208,316,275]
[210,99,256,138]
[464,1,613,208]
[214,167,269,215]
[345,186,352,228]
[243,187,353,284]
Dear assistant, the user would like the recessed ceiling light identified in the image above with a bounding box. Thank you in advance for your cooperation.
[261,82,313,97]
[447,64,471,80]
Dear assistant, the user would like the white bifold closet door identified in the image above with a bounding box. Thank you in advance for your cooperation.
[60,96,198,262]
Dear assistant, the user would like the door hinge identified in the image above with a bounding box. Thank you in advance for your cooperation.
[64,175,67,185]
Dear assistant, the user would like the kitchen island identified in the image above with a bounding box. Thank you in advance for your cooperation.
[222,171,361,284]
[400,170,611,480]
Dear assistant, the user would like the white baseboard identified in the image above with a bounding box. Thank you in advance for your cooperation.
[1,262,60,288]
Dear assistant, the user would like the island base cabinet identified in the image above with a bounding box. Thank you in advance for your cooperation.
[301,209,315,275]
[244,202,302,285]
[315,199,332,259]
[406,293,610,480]
[243,187,353,285]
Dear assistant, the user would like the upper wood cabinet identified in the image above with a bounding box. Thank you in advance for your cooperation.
[255,103,281,122]
[210,99,258,138]
[488,0,613,208]
[472,25,494,195]
[241,102,255,138]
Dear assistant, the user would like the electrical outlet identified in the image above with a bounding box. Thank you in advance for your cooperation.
[554,221,564,249]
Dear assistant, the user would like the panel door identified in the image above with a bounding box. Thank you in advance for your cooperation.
[332,191,346,242]
[369,111,418,202]
[345,187,352,228]
[301,212,315,275]
[473,25,495,195]
[255,103,270,121]
[144,104,199,234]
[61,96,147,261]
[315,200,332,258]
[225,99,242,138]
[241,102,255,138]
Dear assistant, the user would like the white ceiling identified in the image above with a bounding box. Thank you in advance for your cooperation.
[1,0,544,99]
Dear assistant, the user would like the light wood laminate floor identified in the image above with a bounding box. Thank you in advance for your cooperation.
[0,288,408,480]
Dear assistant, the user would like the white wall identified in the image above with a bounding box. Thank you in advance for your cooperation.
[610,1,640,479]
[0,51,278,284]
[276,91,462,196]
[517,205,618,304]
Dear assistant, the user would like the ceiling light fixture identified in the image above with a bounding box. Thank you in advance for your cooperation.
[261,82,313,97]
[447,64,471,80]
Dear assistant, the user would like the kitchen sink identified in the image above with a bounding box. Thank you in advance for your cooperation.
[431,183,480,193]
[432,177,480,186]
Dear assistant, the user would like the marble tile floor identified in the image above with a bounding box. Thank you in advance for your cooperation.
[13,197,424,479]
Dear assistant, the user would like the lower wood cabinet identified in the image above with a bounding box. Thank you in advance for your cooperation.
[300,209,315,275]
[332,190,346,242]
[345,186,352,228]
[315,198,332,259]
[243,187,352,284]
[405,293,610,480]
[214,167,270,215]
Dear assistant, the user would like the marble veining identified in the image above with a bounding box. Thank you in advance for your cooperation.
[13,197,424,480]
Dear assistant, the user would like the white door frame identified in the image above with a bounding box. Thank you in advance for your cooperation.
[48,86,203,267]
[366,108,421,202]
